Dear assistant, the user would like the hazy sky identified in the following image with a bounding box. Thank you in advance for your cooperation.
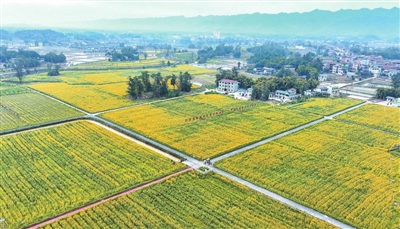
[1,0,398,26]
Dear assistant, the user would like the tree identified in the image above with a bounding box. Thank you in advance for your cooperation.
[13,58,24,83]
[237,62,241,69]
[143,52,148,60]
[151,72,162,98]
[275,68,294,78]
[307,78,319,90]
[391,74,400,88]
[160,79,168,97]
[180,71,193,92]
[47,64,60,76]
[139,71,152,92]
[127,76,144,99]
[170,74,177,88]
[167,61,171,67]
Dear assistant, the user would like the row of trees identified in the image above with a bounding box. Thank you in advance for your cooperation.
[127,71,193,99]
[197,44,241,63]
[350,46,400,60]
[107,47,139,61]
[247,43,323,80]
[375,74,400,99]
[251,77,319,101]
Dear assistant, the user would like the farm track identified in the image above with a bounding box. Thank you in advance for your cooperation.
[1,91,367,229]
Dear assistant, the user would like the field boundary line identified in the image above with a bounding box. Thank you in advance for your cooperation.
[212,102,367,163]
[26,167,193,229]
[334,118,400,136]
[86,120,182,162]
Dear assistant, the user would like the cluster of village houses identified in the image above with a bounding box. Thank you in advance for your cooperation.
[217,78,340,103]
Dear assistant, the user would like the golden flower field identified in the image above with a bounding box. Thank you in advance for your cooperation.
[0,92,83,132]
[30,82,135,113]
[292,97,362,115]
[40,172,336,229]
[102,94,320,159]
[216,120,400,229]
[336,104,400,134]
[0,121,186,229]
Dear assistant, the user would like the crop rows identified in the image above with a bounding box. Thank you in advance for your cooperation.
[0,121,185,229]
[217,120,400,228]
[30,83,135,113]
[40,172,336,229]
[292,97,362,115]
[336,104,400,134]
[0,93,83,132]
[102,94,319,159]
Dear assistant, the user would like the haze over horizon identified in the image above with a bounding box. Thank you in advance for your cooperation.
[2,0,399,27]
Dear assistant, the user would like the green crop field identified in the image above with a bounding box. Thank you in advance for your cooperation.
[0,121,186,229]
[0,92,83,132]
[102,94,320,159]
[40,172,336,229]
[216,120,400,229]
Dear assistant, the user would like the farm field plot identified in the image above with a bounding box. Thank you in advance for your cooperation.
[41,172,336,229]
[291,97,362,115]
[0,82,30,96]
[0,121,186,229]
[216,120,400,229]
[336,104,400,134]
[68,58,173,69]
[162,64,216,75]
[0,92,83,132]
[102,94,319,159]
[30,82,135,113]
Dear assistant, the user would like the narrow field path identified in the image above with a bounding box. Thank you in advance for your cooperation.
[212,102,367,163]
[212,167,356,229]
[26,167,193,229]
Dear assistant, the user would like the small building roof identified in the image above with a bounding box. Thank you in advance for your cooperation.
[220,79,238,83]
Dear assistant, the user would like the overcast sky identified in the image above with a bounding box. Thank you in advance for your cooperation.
[1,0,398,26]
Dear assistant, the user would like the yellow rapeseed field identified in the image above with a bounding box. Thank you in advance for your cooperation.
[293,97,362,115]
[163,64,216,75]
[42,172,336,229]
[0,121,186,229]
[102,94,319,159]
[217,120,400,229]
[336,104,400,134]
[0,93,83,131]
[30,83,135,113]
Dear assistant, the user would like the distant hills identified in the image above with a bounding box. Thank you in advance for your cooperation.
[69,7,399,39]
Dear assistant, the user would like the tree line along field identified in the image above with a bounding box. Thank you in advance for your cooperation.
[0,121,186,229]
[40,172,336,229]
[291,97,362,116]
[216,120,400,229]
[102,94,321,159]
[0,92,83,132]
[336,104,400,134]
